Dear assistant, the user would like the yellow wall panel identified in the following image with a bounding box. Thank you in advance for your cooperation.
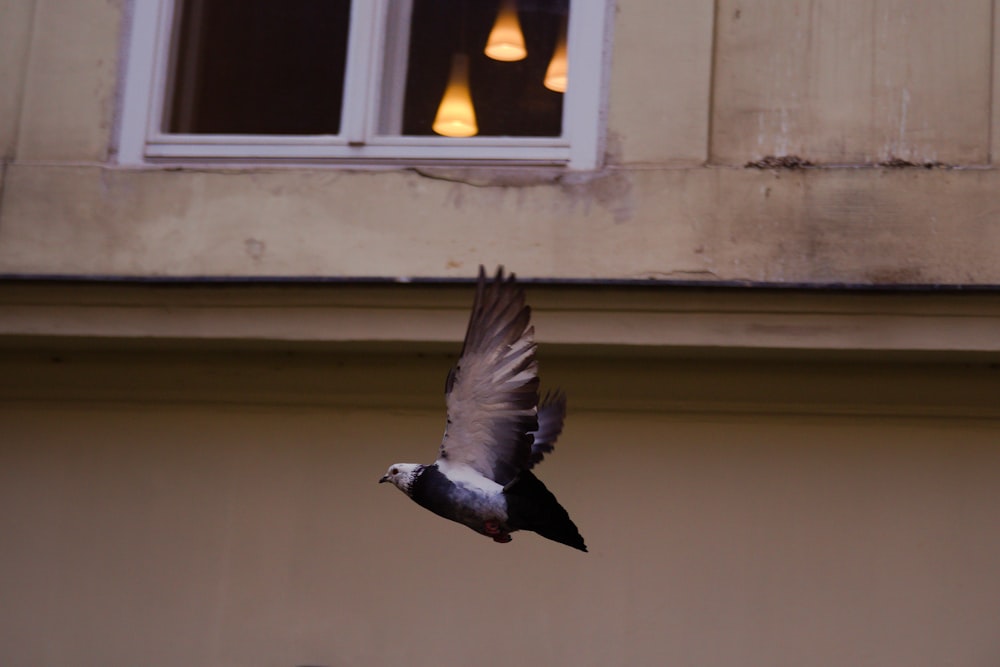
[3,401,1000,666]
[0,0,36,159]
[15,0,121,161]
[993,0,1000,163]
[712,0,992,164]
[607,0,715,164]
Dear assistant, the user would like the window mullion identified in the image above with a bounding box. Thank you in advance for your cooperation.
[340,0,384,145]
[377,0,414,136]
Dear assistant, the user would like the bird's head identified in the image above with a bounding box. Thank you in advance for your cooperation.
[379,463,422,494]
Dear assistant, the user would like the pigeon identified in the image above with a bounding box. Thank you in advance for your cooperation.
[380,266,587,552]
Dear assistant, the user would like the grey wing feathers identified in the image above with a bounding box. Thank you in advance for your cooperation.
[438,266,540,486]
[528,390,566,469]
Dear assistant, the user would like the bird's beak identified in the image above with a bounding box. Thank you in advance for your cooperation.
[379,475,389,484]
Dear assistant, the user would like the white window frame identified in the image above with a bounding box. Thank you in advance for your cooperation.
[117,0,612,169]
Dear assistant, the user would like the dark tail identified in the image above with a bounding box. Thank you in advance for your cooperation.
[504,471,587,552]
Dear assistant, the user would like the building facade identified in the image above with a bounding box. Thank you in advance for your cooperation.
[2,1,1000,665]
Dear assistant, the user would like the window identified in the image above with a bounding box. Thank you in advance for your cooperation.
[118,0,611,168]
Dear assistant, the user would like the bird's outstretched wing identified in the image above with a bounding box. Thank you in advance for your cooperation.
[527,390,566,469]
[437,266,539,486]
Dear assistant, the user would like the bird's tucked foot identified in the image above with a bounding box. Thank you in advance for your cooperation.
[483,520,511,543]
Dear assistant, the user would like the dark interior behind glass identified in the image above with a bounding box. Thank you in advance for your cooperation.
[167,0,350,135]
[166,0,567,138]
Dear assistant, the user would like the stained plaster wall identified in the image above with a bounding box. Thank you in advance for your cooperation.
[1,0,999,283]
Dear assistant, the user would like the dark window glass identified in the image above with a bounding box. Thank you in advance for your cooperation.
[401,0,568,137]
[167,0,350,134]
[165,0,567,139]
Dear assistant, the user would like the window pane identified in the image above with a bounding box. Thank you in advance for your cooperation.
[167,0,350,135]
[385,0,569,138]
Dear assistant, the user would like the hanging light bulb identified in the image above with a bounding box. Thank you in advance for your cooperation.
[544,16,568,93]
[433,53,478,137]
[484,0,527,62]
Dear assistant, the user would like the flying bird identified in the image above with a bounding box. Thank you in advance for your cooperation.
[380,266,587,552]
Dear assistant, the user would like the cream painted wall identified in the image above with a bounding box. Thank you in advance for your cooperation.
[0,1,998,283]
[13,0,121,162]
[0,0,36,159]
[3,398,1000,666]
[712,0,993,164]
[3,165,1000,283]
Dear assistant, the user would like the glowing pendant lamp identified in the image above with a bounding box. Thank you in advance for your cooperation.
[544,17,568,93]
[433,53,478,137]
[485,0,527,62]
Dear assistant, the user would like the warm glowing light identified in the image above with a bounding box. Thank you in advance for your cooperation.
[484,0,527,62]
[433,54,478,137]
[544,18,568,93]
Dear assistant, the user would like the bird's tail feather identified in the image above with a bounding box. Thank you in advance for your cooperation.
[505,471,587,552]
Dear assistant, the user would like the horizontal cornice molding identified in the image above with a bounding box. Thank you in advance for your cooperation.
[1,281,999,355]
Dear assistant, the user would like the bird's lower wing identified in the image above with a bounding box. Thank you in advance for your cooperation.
[527,389,566,468]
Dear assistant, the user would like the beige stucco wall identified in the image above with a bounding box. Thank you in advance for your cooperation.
[0,0,998,283]
[3,362,1000,666]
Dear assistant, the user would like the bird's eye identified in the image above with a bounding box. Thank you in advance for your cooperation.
[391,467,399,475]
